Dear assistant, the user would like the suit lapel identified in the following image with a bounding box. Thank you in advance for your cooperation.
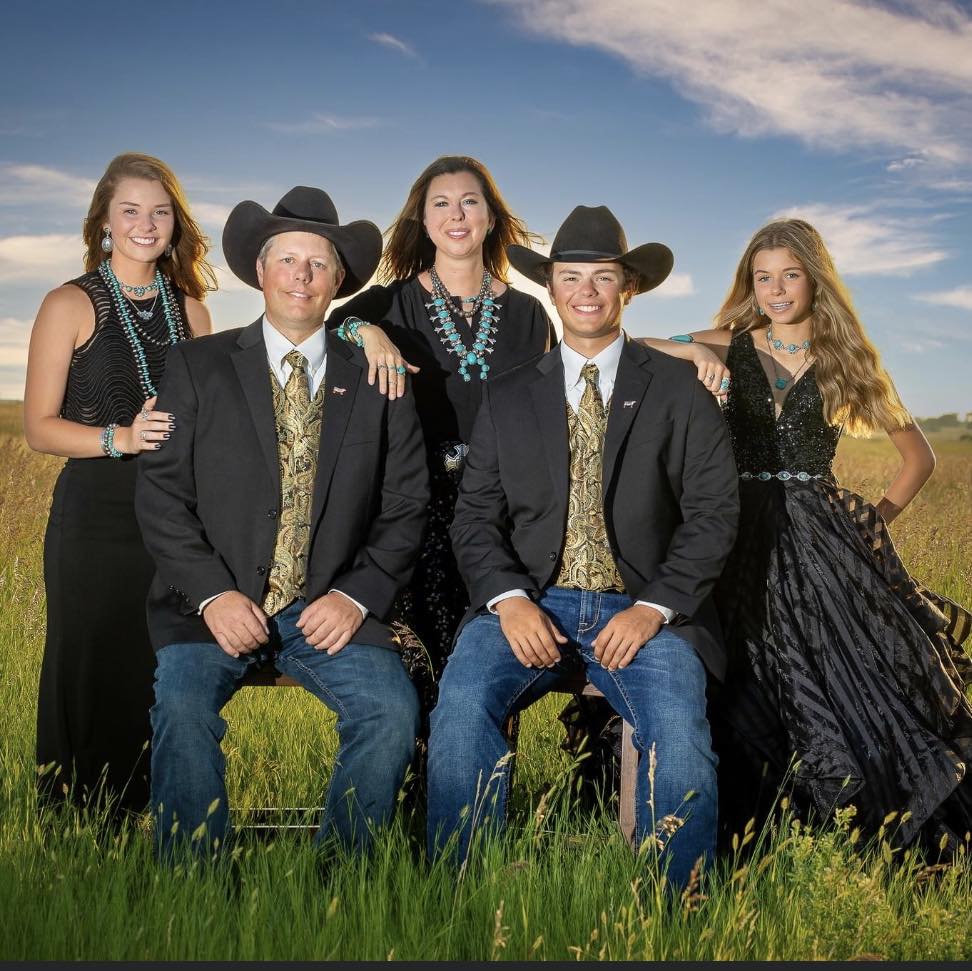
[310,336,362,528]
[232,318,280,494]
[530,348,570,518]
[603,337,654,488]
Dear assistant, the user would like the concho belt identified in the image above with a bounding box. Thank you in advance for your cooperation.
[739,471,823,482]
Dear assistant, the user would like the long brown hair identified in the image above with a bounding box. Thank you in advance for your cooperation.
[716,219,912,436]
[82,153,217,300]
[379,155,540,284]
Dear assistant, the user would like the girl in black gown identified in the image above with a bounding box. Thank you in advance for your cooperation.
[24,153,215,816]
[645,218,972,848]
[328,156,555,712]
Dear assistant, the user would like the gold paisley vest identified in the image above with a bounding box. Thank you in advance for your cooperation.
[262,350,324,616]
[555,362,625,592]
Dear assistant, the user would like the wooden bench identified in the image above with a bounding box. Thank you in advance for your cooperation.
[237,666,639,844]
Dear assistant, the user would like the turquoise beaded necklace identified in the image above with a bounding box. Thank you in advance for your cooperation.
[426,267,499,382]
[99,260,188,397]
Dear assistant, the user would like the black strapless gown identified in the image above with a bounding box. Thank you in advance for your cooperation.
[715,331,972,846]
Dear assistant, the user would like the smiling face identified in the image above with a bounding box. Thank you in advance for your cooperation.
[256,231,345,342]
[752,247,814,327]
[103,177,175,270]
[422,170,494,261]
[547,261,627,353]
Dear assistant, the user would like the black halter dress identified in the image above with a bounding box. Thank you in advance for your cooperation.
[714,330,972,847]
[36,268,189,816]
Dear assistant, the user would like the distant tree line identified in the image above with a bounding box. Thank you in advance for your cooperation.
[917,412,972,433]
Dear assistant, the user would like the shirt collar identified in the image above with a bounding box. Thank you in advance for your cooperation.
[560,331,625,389]
[262,315,327,374]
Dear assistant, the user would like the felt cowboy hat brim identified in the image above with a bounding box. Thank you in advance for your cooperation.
[507,205,673,295]
[222,186,383,298]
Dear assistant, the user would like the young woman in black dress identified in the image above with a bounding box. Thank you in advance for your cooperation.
[644,218,972,848]
[24,153,215,816]
[330,155,556,709]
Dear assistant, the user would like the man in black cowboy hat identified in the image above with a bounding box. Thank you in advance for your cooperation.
[135,187,429,858]
[427,205,739,887]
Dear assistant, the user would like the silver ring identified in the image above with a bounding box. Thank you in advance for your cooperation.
[139,409,151,421]
[376,363,388,369]
[704,373,715,384]
[139,430,147,441]
[720,377,731,391]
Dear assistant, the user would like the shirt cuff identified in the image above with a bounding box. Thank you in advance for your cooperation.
[635,600,675,623]
[487,589,530,613]
[329,588,368,619]
[198,591,230,615]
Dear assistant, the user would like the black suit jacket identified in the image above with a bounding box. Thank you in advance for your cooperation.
[135,320,429,652]
[450,337,739,679]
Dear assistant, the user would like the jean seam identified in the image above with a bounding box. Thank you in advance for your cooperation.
[283,654,351,722]
[498,667,548,817]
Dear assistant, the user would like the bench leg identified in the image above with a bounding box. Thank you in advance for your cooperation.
[619,718,637,847]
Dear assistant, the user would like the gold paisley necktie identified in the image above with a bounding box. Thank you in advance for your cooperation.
[555,362,625,592]
[262,349,323,615]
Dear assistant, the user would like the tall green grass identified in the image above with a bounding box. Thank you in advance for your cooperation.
[1,412,971,960]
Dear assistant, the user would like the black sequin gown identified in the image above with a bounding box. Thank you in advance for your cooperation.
[330,279,555,710]
[36,268,189,816]
[715,331,972,846]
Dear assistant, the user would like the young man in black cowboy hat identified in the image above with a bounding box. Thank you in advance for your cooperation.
[135,187,429,858]
[427,206,739,887]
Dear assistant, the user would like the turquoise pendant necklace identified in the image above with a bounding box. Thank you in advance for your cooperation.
[426,267,500,382]
[765,327,811,391]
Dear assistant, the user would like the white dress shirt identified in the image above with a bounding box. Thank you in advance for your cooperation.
[262,316,328,398]
[199,318,366,619]
[487,333,675,623]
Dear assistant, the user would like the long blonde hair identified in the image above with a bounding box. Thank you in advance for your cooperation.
[82,153,217,300]
[716,219,912,436]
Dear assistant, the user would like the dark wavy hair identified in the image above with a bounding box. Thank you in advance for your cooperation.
[379,155,540,284]
[82,153,217,300]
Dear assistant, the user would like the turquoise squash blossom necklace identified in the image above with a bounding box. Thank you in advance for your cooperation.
[99,260,189,397]
[426,266,499,382]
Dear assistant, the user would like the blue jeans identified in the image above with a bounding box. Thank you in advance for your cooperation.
[427,587,717,888]
[150,599,419,858]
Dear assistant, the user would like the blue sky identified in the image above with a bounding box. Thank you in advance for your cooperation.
[2,0,970,416]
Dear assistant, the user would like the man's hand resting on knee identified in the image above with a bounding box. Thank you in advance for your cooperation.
[202,591,270,658]
[592,604,664,671]
[494,597,567,668]
[298,591,365,655]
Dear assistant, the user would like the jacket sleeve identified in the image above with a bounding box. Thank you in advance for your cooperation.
[638,379,739,616]
[135,343,237,608]
[329,391,430,618]
[450,384,540,609]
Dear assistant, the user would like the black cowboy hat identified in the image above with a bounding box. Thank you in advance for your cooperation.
[508,205,673,294]
[222,186,383,297]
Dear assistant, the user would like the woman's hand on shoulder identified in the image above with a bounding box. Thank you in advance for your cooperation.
[638,329,732,399]
[184,297,213,337]
[112,396,176,454]
[357,323,419,401]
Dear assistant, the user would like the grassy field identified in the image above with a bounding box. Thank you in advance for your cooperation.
[1,398,971,961]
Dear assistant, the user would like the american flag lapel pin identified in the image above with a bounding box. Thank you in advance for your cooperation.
[332,387,347,396]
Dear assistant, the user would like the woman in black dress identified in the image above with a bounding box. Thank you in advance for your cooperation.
[24,153,214,816]
[330,155,555,708]
[644,218,972,848]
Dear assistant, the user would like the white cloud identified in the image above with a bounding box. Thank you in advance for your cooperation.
[0,317,32,369]
[0,234,83,285]
[914,284,972,311]
[265,114,383,135]
[770,202,948,276]
[0,163,95,207]
[653,272,694,298]
[190,202,232,231]
[368,32,421,60]
[492,0,972,163]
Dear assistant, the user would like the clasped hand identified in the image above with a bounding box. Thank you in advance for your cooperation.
[495,598,664,670]
[202,590,363,659]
